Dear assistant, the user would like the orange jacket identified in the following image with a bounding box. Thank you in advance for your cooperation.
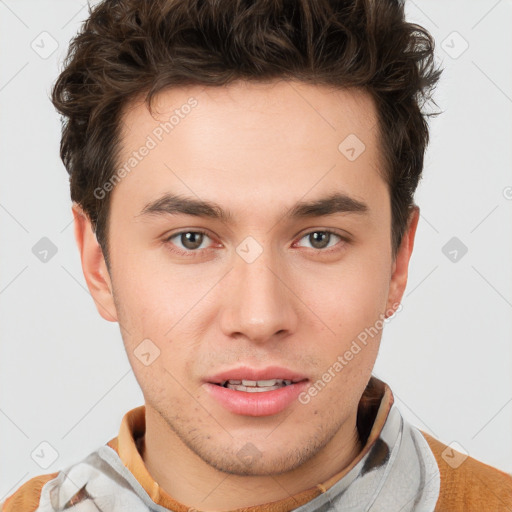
[3,378,511,511]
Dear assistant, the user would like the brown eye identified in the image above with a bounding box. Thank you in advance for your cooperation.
[165,230,212,254]
[180,231,205,250]
[296,230,344,251]
[308,231,331,249]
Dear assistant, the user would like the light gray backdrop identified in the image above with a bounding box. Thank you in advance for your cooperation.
[1,0,511,500]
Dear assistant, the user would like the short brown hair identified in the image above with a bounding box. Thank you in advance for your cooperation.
[51,0,442,263]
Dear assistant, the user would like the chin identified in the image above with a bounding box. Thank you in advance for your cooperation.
[202,447,309,477]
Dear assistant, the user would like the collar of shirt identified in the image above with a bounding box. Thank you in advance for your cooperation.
[106,375,394,511]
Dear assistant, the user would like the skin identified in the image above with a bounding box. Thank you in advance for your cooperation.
[73,79,419,510]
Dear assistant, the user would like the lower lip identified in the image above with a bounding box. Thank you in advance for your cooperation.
[203,381,309,416]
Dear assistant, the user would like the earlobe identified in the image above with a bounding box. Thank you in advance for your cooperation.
[385,206,420,315]
[72,204,118,322]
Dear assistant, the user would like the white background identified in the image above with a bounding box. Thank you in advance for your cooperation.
[1,0,511,501]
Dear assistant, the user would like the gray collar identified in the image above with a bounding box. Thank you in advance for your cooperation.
[37,390,440,511]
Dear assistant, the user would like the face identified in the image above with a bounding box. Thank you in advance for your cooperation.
[75,79,417,479]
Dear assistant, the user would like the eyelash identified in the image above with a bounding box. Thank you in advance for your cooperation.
[163,229,349,258]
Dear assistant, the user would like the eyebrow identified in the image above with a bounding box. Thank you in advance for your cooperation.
[138,192,369,223]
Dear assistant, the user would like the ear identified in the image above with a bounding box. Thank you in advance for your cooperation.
[72,204,118,322]
[385,206,420,316]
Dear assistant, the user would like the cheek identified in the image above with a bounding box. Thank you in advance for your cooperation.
[303,250,390,332]
[109,256,204,368]
[108,239,178,323]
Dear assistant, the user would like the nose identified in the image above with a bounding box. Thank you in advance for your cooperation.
[218,242,298,345]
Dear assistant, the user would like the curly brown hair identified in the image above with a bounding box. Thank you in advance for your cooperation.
[51,0,442,263]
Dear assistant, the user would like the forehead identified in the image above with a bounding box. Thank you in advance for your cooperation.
[121,79,379,152]
[112,80,387,226]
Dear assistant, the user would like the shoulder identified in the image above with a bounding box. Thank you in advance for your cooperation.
[1,472,59,512]
[1,441,148,512]
[419,430,512,512]
[1,439,119,512]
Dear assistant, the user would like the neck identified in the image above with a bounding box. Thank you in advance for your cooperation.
[141,407,363,511]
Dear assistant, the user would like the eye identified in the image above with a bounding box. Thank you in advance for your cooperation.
[163,228,348,257]
[294,230,346,251]
[165,230,214,255]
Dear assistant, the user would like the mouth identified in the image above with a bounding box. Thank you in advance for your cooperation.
[215,378,304,392]
[203,366,310,416]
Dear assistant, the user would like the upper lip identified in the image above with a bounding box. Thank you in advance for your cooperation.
[205,365,308,384]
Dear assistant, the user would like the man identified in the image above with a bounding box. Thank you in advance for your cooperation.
[2,0,511,510]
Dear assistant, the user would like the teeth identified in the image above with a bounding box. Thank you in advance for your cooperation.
[222,378,293,391]
[231,385,281,392]
[240,379,292,387]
